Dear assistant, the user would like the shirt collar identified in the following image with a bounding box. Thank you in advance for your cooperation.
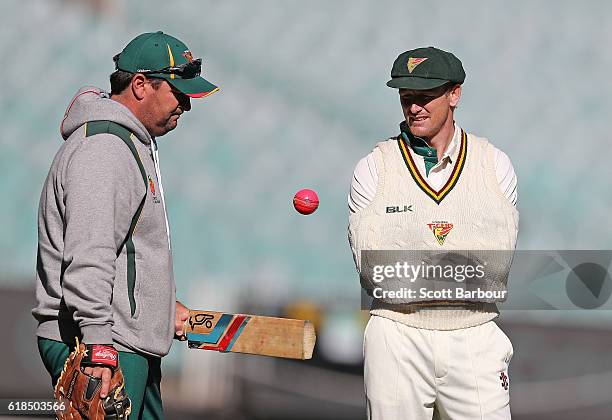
[399,121,461,164]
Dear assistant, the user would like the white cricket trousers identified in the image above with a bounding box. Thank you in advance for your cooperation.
[364,315,513,420]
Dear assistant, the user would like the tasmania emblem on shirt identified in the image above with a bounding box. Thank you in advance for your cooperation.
[148,175,161,204]
[427,221,453,245]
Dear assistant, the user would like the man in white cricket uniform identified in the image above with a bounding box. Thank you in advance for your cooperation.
[348,47,519,419]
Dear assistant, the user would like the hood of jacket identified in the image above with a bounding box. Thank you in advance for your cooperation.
[60,86,152,145]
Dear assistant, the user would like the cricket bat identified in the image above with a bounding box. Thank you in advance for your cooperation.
[182,310,316,360]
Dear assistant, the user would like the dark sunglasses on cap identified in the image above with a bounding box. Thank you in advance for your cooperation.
[113,54,202,79]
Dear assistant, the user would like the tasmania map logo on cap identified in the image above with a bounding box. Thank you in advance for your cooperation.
[407,57,428,73]
[182,50,194,63]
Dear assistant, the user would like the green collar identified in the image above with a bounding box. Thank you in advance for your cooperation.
[399,121,438,176]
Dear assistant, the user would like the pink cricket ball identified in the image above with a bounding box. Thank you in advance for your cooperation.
[293,189,319,215]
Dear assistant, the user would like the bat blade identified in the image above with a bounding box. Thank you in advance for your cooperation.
[183,310,316,360]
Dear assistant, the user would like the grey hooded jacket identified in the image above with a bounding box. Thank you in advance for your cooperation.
[33,87,176,357]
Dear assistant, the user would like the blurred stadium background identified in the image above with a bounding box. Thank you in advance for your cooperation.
[1,0,612,418]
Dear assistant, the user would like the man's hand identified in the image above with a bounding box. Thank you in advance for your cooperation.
[81,343,118,399]
[174,300,190,340]
[55,342,131,419]
[83,366,113,398]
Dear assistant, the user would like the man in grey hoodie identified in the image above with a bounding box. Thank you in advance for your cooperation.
[33,31,218,419]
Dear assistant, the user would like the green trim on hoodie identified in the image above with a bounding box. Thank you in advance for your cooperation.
[86,120,147,316]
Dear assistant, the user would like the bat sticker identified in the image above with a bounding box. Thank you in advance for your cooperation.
[187,314,251,352]
[189,313,215,330]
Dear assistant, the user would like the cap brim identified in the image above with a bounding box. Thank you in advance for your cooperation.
[167,76,219,98]
[386,77,450,90]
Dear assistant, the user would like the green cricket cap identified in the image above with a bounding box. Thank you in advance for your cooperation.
[115,31,219,98]
[386,47,465,90]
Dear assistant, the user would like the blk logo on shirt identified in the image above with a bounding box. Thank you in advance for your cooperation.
[386,205,413,213]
